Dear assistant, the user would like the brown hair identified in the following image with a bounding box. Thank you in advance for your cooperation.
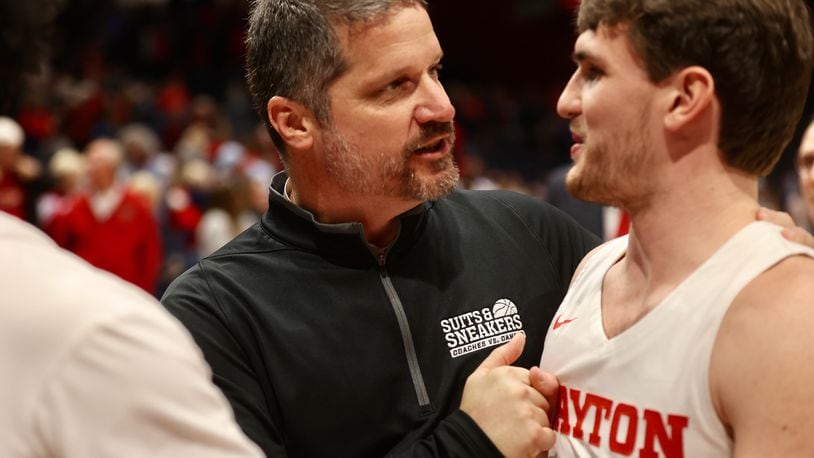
[577,0,814,176]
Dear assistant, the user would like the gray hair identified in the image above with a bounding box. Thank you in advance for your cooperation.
[245,0,428,155]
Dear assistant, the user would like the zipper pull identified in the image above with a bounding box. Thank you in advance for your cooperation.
[378,251,386,267]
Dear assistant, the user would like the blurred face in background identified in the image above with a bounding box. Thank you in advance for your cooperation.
[0,144,18,170]
[85,140,122,191]
[798,123,814,225]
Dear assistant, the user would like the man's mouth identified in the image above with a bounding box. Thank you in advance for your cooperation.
[412,136,450,156]
[569,129,585,160]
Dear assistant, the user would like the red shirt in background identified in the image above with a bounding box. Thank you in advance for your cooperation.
[48,190,162,294]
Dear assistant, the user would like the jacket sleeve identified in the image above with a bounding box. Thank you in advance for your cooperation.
[538,202,602,288]
[161,264,287,456]
[486,191,601,289]
[386,410,502,457]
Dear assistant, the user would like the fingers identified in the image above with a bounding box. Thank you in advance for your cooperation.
[530,367,559,399]
[782,226,814,248]
[756,207,814,248]
[756,207,794,227]
[535,427,557,455]
[531,366,560,429]
[510,399,558,454]
[462,333,559,456]
[476,332,526,371]
[523,383,550,413]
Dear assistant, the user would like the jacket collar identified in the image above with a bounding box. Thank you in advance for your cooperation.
[261,171,432,267]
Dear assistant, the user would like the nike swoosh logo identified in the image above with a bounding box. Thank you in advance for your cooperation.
[553,315,577,330]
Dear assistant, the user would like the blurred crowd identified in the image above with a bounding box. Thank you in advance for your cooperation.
[1,0,812,297]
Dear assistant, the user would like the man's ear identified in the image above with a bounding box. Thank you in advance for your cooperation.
[664,66,715,133]
[267,96,316,151]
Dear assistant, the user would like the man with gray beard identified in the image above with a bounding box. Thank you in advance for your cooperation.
[161,0,596,456]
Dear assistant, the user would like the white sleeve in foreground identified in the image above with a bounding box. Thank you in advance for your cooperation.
[30,306,264,458]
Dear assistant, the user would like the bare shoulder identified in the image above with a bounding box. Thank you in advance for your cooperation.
[736,254,814,311]
[711,254,814,454]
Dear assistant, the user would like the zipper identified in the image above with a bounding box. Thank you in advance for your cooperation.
[377,253,431,407]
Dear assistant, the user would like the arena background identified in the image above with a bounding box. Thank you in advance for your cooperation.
[5,0,813,295]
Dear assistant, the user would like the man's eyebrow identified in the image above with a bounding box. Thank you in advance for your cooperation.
[572,50,601,64]
[362,52,445,88]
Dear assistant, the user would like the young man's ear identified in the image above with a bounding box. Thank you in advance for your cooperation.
[664,66,715,133]
[267,96,316,151]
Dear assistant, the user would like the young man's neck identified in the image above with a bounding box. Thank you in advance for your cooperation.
[622,162,759,287]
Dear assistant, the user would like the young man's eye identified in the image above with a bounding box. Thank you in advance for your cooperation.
[582,65,603,81]
[429,64,443,80]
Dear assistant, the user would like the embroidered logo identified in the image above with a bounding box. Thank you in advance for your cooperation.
[553,314,578,330]
[441,298,525,358]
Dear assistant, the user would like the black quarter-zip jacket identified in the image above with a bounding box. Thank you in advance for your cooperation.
[162,172,599,457]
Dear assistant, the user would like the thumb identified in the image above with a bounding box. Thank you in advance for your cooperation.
[477,332,526,371]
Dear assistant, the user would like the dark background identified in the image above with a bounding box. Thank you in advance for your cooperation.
[11,0,814,199]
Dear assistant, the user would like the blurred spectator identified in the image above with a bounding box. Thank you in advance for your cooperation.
[129,169,163,214]
[196,178,256,258]
[157,158,211,293]
[36,147,85,226]
[0,117,42,221]
[48,139,162,294]
[0,0,265,454]
[118,122,176,187]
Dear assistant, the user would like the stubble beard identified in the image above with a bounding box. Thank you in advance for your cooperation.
[323,122,460,202]
[565,127,652,209]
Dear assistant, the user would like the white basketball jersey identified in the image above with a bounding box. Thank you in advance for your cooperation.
[540,221,814,457]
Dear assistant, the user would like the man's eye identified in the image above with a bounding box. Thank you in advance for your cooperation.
[429,64,443,80]
[582,65,603,81]
[386,78,412,91]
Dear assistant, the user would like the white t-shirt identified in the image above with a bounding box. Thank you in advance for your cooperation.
[0,212,263,457]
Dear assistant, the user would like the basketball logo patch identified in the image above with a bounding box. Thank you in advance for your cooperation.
[492,298,518,317]
[440,298,525,358]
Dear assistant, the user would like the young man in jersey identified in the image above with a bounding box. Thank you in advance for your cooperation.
[541,0,814,456]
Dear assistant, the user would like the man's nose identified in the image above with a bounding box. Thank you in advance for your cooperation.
[414,76,455,125]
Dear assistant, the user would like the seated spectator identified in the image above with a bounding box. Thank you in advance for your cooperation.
[36,147,85,227]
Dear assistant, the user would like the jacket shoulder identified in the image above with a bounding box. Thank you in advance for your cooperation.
[442,189,583,229]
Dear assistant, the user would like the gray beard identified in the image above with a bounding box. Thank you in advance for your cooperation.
[323,125,460,201]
